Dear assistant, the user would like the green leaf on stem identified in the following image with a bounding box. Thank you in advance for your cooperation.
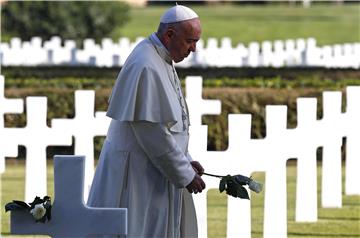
[219,175,250,200]
[219,178,226,192]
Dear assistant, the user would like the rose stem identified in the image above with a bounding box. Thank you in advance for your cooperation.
[202,172,225,178]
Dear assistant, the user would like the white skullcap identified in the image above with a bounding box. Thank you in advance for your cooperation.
[160,4,198,24]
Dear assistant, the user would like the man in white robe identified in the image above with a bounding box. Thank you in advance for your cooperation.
[87,5,206,238]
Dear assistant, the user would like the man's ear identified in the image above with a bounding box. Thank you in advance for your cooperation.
[166,28,175,39]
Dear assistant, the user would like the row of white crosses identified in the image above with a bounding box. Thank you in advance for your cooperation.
[186,77,360,238]
[0,75,110,202]
[185,37,360,68]
[1,74,359,237]
[1,36,359,68]
[0,36,144,67]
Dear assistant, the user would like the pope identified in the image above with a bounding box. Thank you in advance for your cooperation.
[87,4,206,238]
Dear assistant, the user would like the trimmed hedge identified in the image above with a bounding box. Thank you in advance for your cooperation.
[3,66,360,81]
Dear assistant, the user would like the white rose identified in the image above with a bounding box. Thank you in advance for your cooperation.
[248,180,263,193]
[30,204,46,220]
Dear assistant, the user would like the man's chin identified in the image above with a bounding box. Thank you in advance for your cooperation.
[175,56,188,63]
[174,58,184,63]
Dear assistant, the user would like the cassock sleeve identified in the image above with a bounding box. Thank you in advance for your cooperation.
[130,121,195,188]
[186,152,194,162]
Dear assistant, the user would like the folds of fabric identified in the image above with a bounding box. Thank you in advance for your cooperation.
[87,120,198,238]
[107,37,184,133]
[88,33,198,238]
[130,121,195,188]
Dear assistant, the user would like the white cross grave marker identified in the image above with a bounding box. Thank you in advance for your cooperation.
[52,90,111,201]
[321,91,343,208]
[188,114,256,238]
[185,76,221,126]
[18,97,72,202]
[0,74,23,235]
[263,105,289,238]
[294,98,319,222]
[185,76,360,237]
[345,86,360,195]
[10,155,127,237]
[0,75,24,173]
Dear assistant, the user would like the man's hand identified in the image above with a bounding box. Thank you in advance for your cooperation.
[186,174,206,194]
[191,161,204,176]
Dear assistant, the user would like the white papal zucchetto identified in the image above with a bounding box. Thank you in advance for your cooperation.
[160,4,199,24]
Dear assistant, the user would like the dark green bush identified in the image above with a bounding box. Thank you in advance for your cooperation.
[3,66,360,82]
[1,1,130,45]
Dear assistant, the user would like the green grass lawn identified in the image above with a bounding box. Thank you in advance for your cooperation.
[114,3,360,46]
[1,160,359,237]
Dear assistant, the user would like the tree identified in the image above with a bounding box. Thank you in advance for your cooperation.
[1,1,130,44]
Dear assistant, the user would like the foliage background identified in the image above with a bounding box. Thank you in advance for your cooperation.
[1,1,130,45]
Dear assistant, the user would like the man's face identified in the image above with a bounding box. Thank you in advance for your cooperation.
[167,18,201,63]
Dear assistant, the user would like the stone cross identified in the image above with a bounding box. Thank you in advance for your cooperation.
[51,90,110,201]
[2,37,360,68]
[185,76,221,126]
[0,75,23,233]
[345,86,360,195]
[321,91,343,208]
[0,75,23,173]
[294,98,319,222]
[186,76,360,238]
[10,155,127,237]
[185,76,221,238]
[19,97,72,202]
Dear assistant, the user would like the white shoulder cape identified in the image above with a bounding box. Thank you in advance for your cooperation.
[107,36,184,132]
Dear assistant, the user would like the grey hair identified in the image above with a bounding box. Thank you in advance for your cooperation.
[156,22,182,37]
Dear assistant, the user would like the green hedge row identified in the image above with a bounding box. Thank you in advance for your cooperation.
[5,76,360,91]
[5,78,352,158]
[3,66,360,81]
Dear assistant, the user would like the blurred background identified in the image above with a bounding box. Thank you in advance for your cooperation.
[0,0,359,237]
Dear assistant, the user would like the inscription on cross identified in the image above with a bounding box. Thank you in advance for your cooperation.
[10,155,127,237]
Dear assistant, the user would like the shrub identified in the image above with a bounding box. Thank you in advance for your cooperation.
[1,1,130,45]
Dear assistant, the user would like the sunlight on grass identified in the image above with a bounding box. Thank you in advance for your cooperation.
[1,160,359,237]
[116,4,359,46]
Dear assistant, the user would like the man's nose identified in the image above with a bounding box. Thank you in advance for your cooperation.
[190,42,196,52]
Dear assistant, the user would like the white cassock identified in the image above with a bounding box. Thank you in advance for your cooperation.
[87,33,198,238]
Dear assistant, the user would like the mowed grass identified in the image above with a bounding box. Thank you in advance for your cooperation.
[1,160,359,237]
[113,3,360,46]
